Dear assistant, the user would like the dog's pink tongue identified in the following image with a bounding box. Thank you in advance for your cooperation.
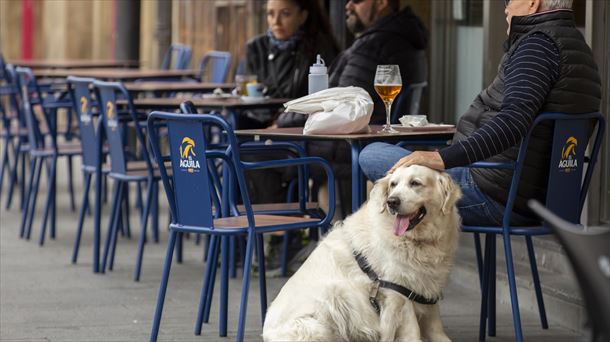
[393,215,411,236]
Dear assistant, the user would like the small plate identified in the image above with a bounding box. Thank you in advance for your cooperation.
[390,124,454,131]
[201,93,239,99]
[240,96,266,103]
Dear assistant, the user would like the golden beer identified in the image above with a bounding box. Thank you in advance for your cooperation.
[374,84,402,102]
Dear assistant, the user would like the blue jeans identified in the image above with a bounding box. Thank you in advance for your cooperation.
[358,142,535,226]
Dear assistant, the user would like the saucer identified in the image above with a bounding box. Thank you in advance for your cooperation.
[240,96,266,103]
[390,124,454,132]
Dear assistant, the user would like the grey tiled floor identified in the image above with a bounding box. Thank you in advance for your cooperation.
[0,172,584,341]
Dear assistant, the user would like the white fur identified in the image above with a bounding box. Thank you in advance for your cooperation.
[263,165,463,342]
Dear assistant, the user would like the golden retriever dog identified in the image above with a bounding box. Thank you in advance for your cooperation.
[262,165,462,342]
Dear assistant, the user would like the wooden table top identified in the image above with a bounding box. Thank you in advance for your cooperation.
[9,59,139,69]
[32,68,199,81]
[127,97,290,110]
[122,81,235,93]
[235,125,456,141]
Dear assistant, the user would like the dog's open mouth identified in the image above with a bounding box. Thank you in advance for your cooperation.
[393,207,427,236]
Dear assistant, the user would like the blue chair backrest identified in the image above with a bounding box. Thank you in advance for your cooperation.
[543,113,605,223]
[198,51,232,83]
[505,112,605,227]
[93,81,153,175]
[15,67,49,150]
[161,44,192,70]
[148,111,254,229]
[67,76,99,168]
[391,81,427,123]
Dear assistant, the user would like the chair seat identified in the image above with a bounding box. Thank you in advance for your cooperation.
[0,126,28,137]
[243,202,319,212]
[31,142,82,157]
[213,214,319,229]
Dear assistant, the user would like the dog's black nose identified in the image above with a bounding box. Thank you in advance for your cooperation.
[387,196,401,211]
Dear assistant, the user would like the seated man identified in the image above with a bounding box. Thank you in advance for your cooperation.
[277,0,429,214]
[359,0,601,225]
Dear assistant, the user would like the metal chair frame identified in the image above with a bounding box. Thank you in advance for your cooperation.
[147,111,335,342]
[198,50,232,83]
[462,112,605,342]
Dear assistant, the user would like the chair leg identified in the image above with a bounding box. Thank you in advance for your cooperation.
[39,157,58,246]
[67,156,75,211]
[122,185,131,239]
[236,230,255,342]
[203,235,221,325]
[526,236,548,329]
[25,157,43,240]
[72,171,92,263]
[219,236,230,337]
[134,180,154,281]
[0,136,10,203]
[478,233,493,342]
[4,139,19,210]
[175,232,183,264]
[473,232,483,288]
[503,233,524,342]
[229,236,236,278]
[19,158,38,238]
[19,150,28,211]
[152,182,159,243]
[280,231,290,277]
[10,146,27,211]
[488,236,496,337]
[101,181,123,273]
[108,201,124,271]
[256,233,268,324]
[149,230,177,342]
[195,235,219,335]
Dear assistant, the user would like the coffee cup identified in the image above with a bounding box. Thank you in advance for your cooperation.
[246,82,265,98]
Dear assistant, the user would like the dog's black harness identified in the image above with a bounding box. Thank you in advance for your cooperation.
[353,251,439,314]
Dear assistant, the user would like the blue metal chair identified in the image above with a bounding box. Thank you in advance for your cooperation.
[198,51,232,83]
[2,64,32,211]
[462,112,605,342]
[0,58,21,207]
[147,111,335,342]
[15,67,82,245]
[160,43,192,70]
[528,200,610,342]
[391,81,427,123]
[92,80,161,280]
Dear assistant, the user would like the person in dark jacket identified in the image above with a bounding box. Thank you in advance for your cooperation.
[359,0,601,225]
[277,0,428,127]
[243,0,339,129]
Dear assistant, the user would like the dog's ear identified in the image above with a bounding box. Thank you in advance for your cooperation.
[370,175,390,213]
[438,172,462,215]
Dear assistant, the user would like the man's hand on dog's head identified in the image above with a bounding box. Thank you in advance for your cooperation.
[389,151,445,174]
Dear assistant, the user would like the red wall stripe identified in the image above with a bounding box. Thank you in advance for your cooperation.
[21,0,33,59]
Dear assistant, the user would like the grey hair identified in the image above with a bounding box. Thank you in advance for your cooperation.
[540,0,573,11]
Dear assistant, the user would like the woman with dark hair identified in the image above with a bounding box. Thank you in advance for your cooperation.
[245,0,339,127]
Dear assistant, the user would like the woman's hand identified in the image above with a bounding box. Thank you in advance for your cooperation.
[389,151,445,173]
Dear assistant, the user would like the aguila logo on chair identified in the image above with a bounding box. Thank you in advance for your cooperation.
[558,136,577,173]
[179,137,200,173]
[79,96,91,124]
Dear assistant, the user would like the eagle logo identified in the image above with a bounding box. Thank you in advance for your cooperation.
[180,137,196,159]
[106,101,114,121]
[80,96,88,114]
[561,136,577,160]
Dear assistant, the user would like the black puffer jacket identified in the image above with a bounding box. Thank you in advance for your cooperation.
[330,6,428,124]
[453,10,601,217]
[246,31,338,126]
[277,6,428,127]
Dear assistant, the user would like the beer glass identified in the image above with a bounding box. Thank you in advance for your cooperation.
[374,65,402,133]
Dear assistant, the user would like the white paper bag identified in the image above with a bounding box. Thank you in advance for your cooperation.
[283,86,374,135]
